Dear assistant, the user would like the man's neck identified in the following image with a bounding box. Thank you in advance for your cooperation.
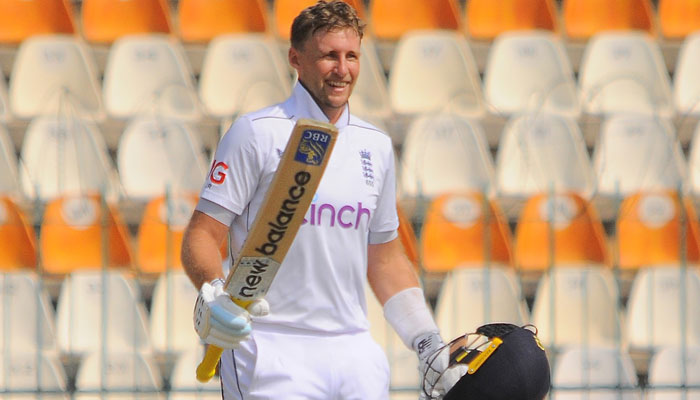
[298,81,344,124]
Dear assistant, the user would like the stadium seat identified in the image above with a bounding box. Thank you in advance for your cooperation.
[136,193,198,275]
[550,347,642,399]
[435,267,528,340]
[74,351,162,400]
[168,348,221,400]
[495,113,594,201]
[0,272,57,354]
[0,0,75,45]
[578,32,673,117]
[274,0,366,40]
[483,31,578,117]
[563,0,655,40]
[117,117,208,201]
[198,33,291,119]
[8,35,103,120]
[673,32,700,117]
[688,123,700,196]
[647,346,700,399]
[178,0,267,43]
[364,284,420,397]
[626,267,700,351]
[102,34,201,121]
[616,191,700,269]
[593,114,685,199]
[0,352,68,400]
[388,31,485,118]
[659,0,700,40]
[466,0,558,41]
[399,113,494,203]
[81,0,172,44]
[19,116,120,202]
[149,270,201,355]
[420,192,512,273]
[40,194,132,275]
[0,125,21,200]
[514,192,609,271]
[349,39,392,122]
[531,266,624,349]
[369,0,460,41]
[56,270,151,355]
[0,197,37,270]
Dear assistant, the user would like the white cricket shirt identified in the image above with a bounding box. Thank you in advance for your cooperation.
[198,83,399,334]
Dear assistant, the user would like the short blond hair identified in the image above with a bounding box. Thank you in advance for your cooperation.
[290,0,365,50]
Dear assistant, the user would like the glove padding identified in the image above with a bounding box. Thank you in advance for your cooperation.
[194,279,269,348]
[415,332,464,400]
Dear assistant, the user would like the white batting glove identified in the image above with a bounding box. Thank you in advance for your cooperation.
[415,332,464,400]
[193,279,269,348]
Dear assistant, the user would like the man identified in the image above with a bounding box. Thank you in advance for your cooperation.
[181,1,446,399]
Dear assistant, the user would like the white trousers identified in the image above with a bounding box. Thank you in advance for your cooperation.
[220,324,390,400]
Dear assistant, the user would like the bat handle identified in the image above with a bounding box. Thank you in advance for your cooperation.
[196,297,253,383]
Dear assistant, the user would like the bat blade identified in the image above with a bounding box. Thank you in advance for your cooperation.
[196,118,338,382]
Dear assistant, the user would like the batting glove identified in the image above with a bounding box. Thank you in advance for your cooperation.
[415,332,463,400]
[194,279,269,348]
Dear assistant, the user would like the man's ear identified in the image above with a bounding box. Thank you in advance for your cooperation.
[288,47,301,70]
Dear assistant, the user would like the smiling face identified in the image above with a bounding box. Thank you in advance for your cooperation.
[289,27,361,123]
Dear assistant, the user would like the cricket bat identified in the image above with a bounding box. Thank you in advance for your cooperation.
[196,118,338,382]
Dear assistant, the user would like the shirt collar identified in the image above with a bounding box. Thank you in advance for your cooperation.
[285,82,350,129]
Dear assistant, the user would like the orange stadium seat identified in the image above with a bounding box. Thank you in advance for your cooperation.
[466,0,558,40]
[514,192,608,271]
[659,0,700,40]
[81,0,172,44]
[616,191,700,269]
[563,0,655,40]
[274,0,366,40]
[369,0,461,41]
[420,192,513,273]
[178,0,268,43]
[40,194,132,275]
[0,0,75,44]
[0,197,37,270]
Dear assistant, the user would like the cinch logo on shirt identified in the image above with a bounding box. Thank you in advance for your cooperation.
[208,160,228,184]
[303,202,371,229]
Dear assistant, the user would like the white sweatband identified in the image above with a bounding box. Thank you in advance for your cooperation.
[383,287,439,349]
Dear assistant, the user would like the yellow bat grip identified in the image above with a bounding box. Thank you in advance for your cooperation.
[196,297,253,383]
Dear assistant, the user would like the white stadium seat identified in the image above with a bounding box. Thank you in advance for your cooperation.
[673,31,700,116]
[349,39,392,123]
[149,270,201,355]
[74,351,163,400]
[647,346,700,400]
[0,352,68,400]
[0,124,21,199]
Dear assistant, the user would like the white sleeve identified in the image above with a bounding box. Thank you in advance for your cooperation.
[199,117,270,214]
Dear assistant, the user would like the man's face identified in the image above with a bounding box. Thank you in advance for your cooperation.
[289,27,361,123]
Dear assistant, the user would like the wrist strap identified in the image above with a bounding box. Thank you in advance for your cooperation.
[382,287,439,349]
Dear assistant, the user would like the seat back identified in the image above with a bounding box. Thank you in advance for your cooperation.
[117,117,207,200]
[578,32,672,117]
[420,192,512,272]
[103,34,200,120]
[149,270,200,354]
[435,267,527,339]
[400,113,494,200]
[348,39,392,121]
[81,0,171,44]
[56,271,151,354]
[74,352,162,399]
[370,0,460,40]
[626,267,700,350]
[673,32,700,116]
[563,0,654,40]
[531,266,623,348]
[137,193,198,275]
[514,193,608,271]
[198,33,291,118]
[40,194,132,275]
[0,353,68,399]
[484,31,578,117]
[9,35,103,120]
[496,113,594,199]
[616,191,700,269]
[466,0,558,40]
[168,348,221,400]
[0,197,36,270]
[0,0,75,44]
[388,30,484,117]
[648,346,700,399]
[178,0,267,43]
[658,0,700,40]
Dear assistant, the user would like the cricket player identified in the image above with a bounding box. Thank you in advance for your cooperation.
[181,1,449,398]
